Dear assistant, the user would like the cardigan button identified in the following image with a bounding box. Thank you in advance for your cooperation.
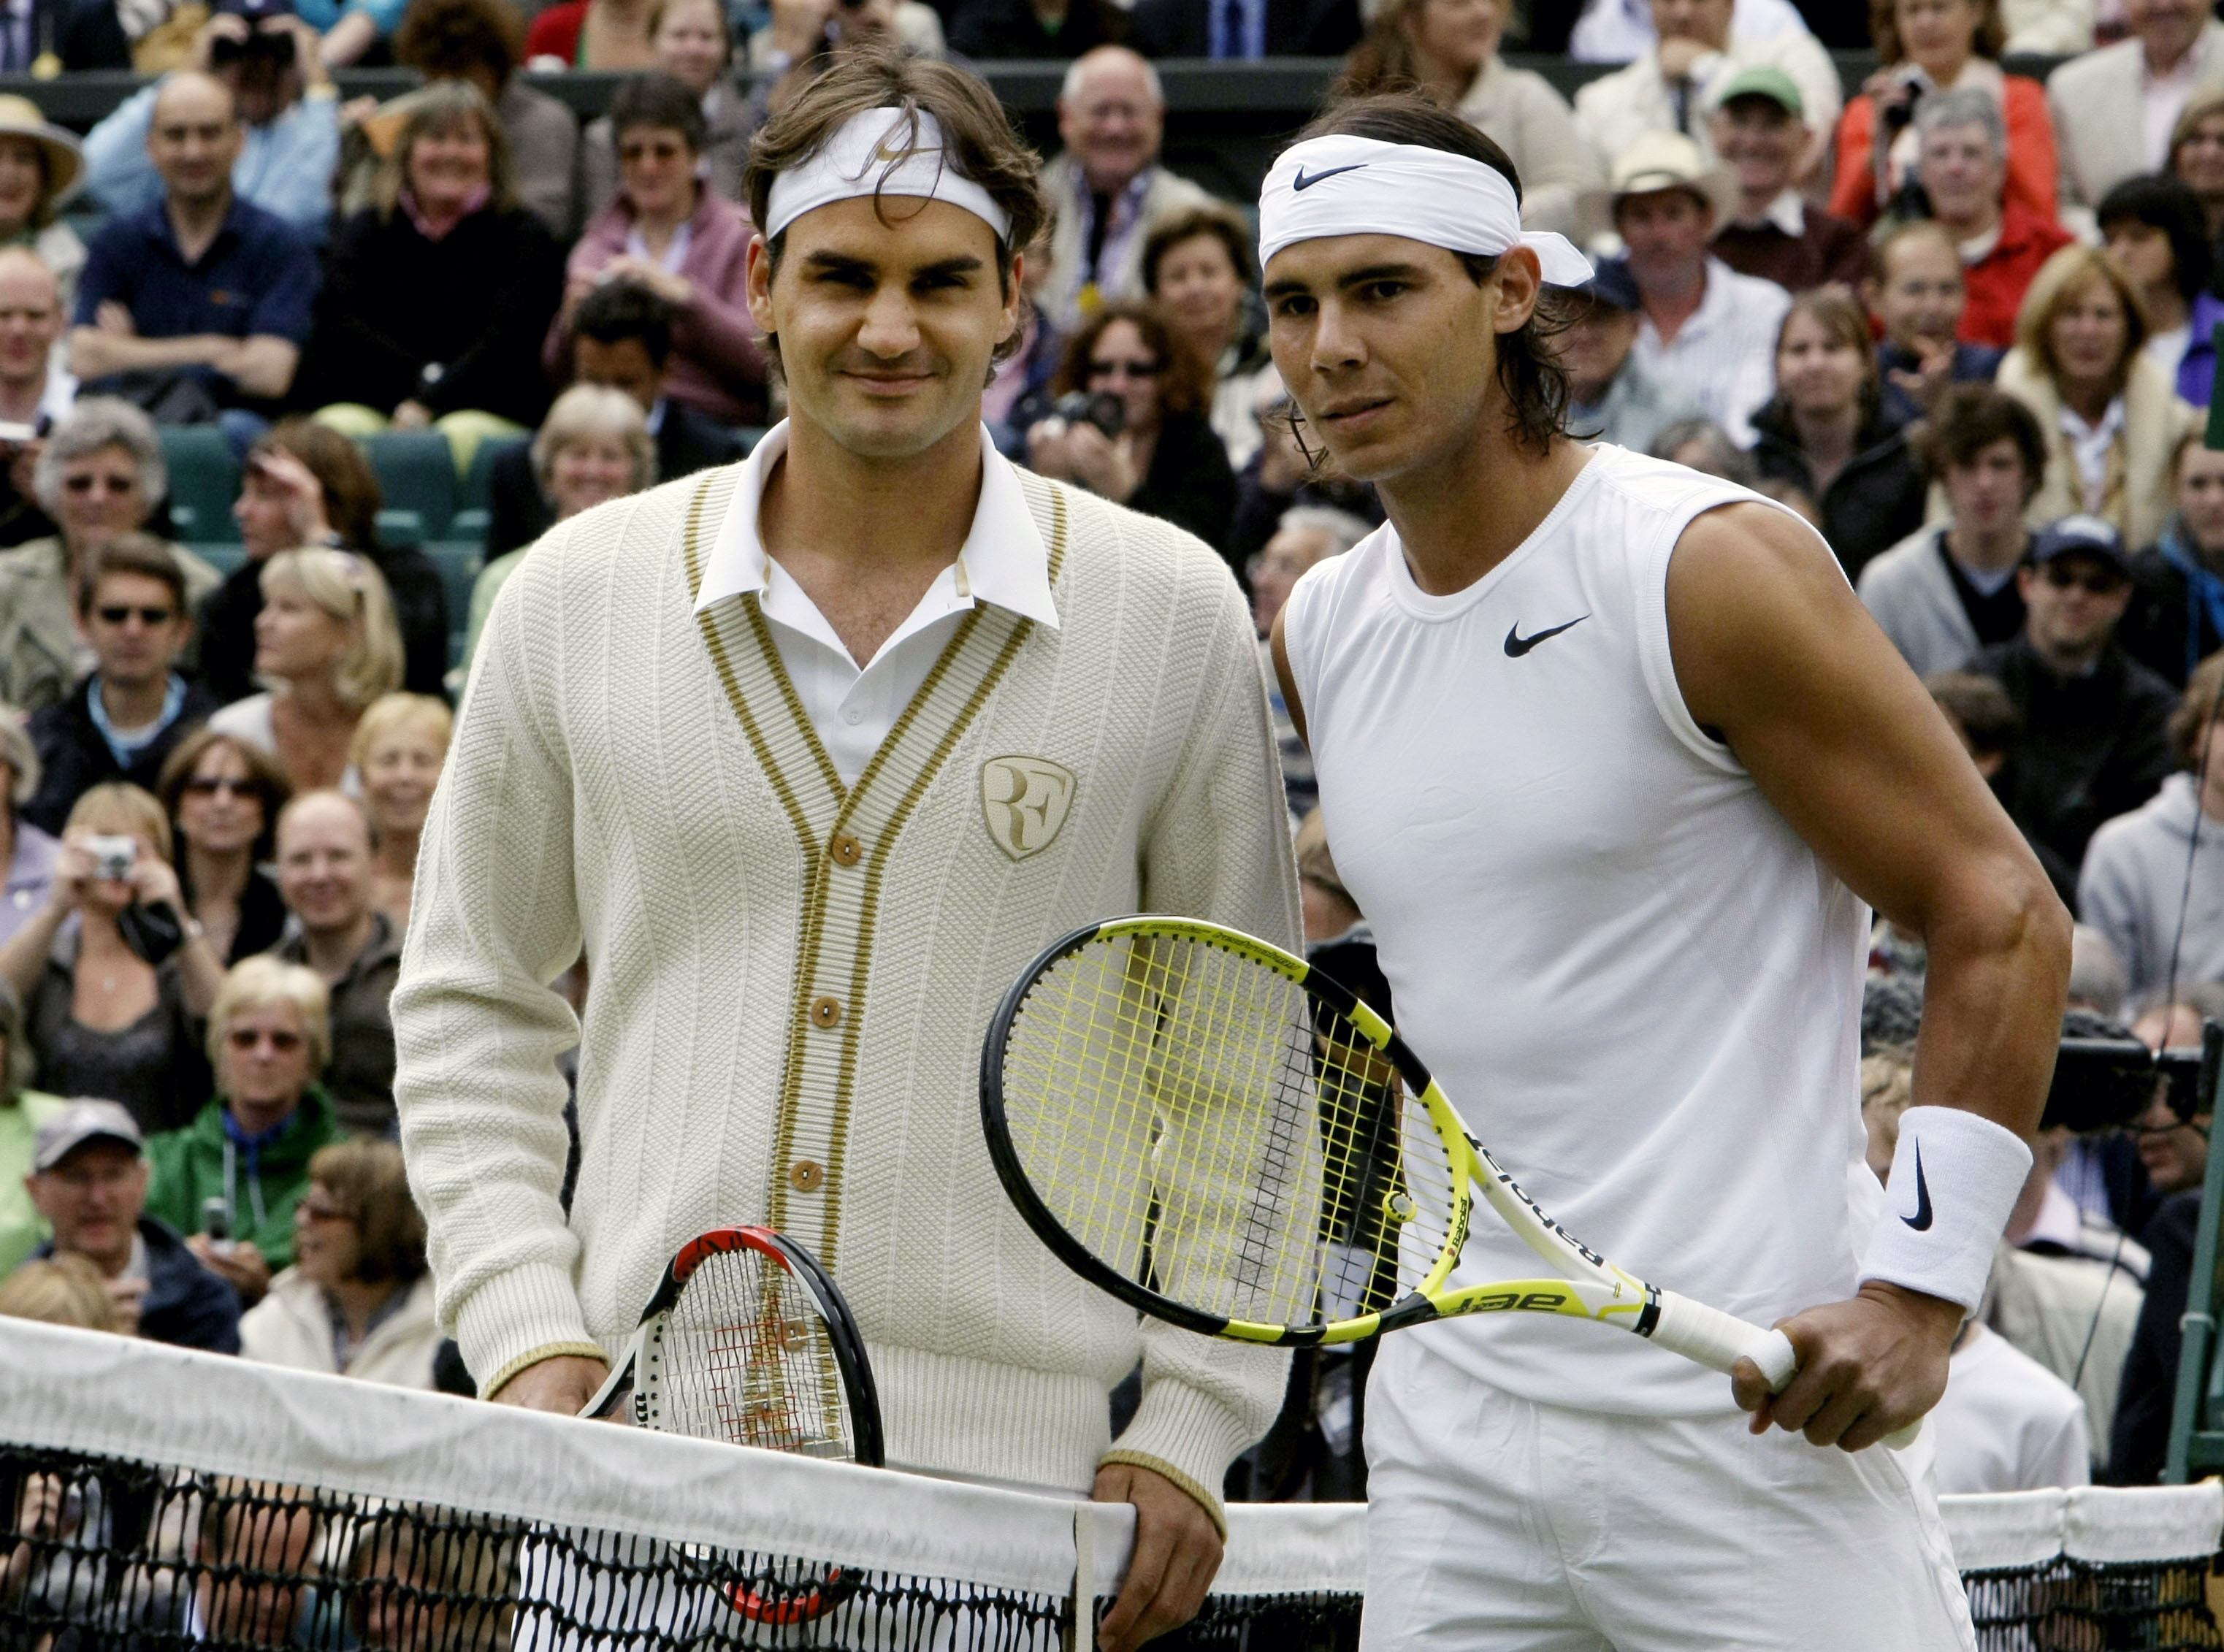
[830,833,863,866]
[810,995,843,1028]
[789,1160,825,1192]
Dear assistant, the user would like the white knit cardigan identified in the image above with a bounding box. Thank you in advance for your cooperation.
[394,461,1302,1517]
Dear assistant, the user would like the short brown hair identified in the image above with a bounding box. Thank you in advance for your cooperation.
[158,728,292,860]
[254,420,383,554]
[394,0,522,89]
[745,44,1045,316]
[1050,301,1211,420]
[2174,652,2224,768]
[1914,383,2046,498]
[1927,670,2020,758]
[2016,244,2147,391]
[77,532,188,619]
[1870,0,2005,64]
[1292,93,1575,456]
[1142,202,1255,296]
[1776,290,1879,395]
[307,1139,427,1288]
[379,78,513,217]
[1870,216,1962,287]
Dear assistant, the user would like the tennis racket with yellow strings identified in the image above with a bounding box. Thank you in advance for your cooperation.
[980,916,1917,1447]
[580,1226,884,1622]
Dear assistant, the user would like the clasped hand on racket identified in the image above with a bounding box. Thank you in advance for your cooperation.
[1732,1280,1960,1451]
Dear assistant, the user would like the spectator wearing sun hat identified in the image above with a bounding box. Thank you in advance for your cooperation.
[0,96,88,317]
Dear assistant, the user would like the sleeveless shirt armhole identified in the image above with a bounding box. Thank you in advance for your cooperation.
[1635,502,1749,777]
[1278,556,1329,731]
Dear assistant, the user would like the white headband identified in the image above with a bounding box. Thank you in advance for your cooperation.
[763,107,1012,244]
[1257,134,1594,286]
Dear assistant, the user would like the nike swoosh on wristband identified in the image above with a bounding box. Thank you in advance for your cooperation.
[1502,616,1589,657]
[1901,1144,1933,1231]
[1292,163,1367,191]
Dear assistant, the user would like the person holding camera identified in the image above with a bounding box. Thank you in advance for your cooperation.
[0,781,223,1137]
[1828,0,2055,232]
[80,0,340,241]
[1026,302,1237,561]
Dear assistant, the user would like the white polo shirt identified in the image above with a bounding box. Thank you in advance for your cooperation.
[692,421,1063,784]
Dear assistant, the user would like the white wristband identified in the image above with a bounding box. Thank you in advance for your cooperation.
[1858,1106,2032,1313]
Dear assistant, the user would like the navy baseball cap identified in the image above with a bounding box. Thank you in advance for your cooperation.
[2028,514,2132,577]
[1582,256,1640,314]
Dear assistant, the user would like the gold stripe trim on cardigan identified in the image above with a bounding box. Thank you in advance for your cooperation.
[680,469,1071,1271]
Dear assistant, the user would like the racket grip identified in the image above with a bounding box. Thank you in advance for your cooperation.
[1651,1291,1922,1450]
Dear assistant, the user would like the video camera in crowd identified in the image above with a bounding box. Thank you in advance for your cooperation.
[2044,1023,2221,1134]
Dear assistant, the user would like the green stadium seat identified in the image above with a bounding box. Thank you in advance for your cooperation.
[158,427,240,544]
[460,435,527,519]
[449,507,490,544]
[189,544,248,580]
[363,432,456,540]
[424,540,484,671]
[376,508,425,550]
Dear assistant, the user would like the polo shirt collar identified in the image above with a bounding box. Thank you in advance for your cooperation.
[150,192,247,265]
[693,419,1060,631]
[1754,189,1804,237]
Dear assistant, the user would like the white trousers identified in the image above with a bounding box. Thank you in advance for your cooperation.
[1359,1336,1978,1652]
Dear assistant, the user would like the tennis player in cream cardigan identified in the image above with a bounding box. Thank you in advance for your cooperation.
[391,47,1300,1652]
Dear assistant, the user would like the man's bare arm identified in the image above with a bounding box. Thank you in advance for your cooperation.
[1269,607,1307,747]
[223,336,300,401]
[1667,502,2070,1449]
[69,325,237,380]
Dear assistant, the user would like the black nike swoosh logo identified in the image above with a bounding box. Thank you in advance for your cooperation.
[1503,616,1589,657]
[1901,1144,1933,1231]
[1293,163,1367,191]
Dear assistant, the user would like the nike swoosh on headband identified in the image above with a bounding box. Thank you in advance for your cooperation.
[1503,616,1589,657]
[1293,163,1367,191]
[1901,1145,1933,1231]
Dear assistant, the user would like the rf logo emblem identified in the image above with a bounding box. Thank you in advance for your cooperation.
[981,756,1076,861]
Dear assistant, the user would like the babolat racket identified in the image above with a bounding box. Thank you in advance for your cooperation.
[981,916,1917,1447]
[581,1226,884,1623]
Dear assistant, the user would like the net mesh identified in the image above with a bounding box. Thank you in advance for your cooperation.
[6,1323,2224,1652]
[995,928,1456,1331]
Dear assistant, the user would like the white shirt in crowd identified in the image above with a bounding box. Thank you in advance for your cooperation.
[1931,1323,2092,1494]
[2059,397,2128,515]
[1629,257,1792,448]
[691,421,1062,785]
[1568,0,1811,62]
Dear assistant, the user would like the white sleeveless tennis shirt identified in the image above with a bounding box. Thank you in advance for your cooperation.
[1280,444,1881,1417]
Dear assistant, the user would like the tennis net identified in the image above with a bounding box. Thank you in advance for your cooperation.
[2,1318,2220,1651]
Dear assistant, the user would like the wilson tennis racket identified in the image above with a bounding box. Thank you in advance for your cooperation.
[581,1226,884,1623]
[980,916,1918,1447]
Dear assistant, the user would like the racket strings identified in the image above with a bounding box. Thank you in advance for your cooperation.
[661,1249,857,1461]
[1000,934,1459,1331]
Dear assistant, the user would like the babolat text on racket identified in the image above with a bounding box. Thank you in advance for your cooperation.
[979,916,1917,1447]
[581,1225,884,1623]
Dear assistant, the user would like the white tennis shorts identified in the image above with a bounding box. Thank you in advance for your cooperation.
[1360,1336,1977,1652]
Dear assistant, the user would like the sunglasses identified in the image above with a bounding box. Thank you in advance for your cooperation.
[1087,359,1161,381]
[94,605,176,627]
[182,776,255,798]
[64,473,136,495]
[226,1027,304,1052]
[2039,564,2128,596]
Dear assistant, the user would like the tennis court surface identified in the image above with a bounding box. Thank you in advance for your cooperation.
[5,1319,2223,1649]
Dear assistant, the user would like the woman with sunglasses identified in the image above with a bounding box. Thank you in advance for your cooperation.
[1025,301,1237,562]
[143,954,343,1311]
[157,730,292,968]
[0,398,221,714]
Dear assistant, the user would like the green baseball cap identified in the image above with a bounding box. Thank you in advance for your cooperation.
[1713,65,1804,120]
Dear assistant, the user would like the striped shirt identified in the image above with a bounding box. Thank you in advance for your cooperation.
[1629,256,1792,448]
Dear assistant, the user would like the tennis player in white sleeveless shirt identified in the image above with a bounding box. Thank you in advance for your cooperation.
[1261,102,2071,1650]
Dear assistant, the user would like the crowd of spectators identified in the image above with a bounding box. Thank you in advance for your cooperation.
[6,0,2224,1538]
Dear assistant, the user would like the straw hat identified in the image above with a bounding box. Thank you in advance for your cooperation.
[1600,131,1739,224]
[0,96,85,213]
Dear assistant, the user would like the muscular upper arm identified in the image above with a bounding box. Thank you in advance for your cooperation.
[1269,605,1306,749]
[1667,502,2055,944]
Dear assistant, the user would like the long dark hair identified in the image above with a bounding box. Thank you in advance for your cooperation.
[1290,93,1575,455]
